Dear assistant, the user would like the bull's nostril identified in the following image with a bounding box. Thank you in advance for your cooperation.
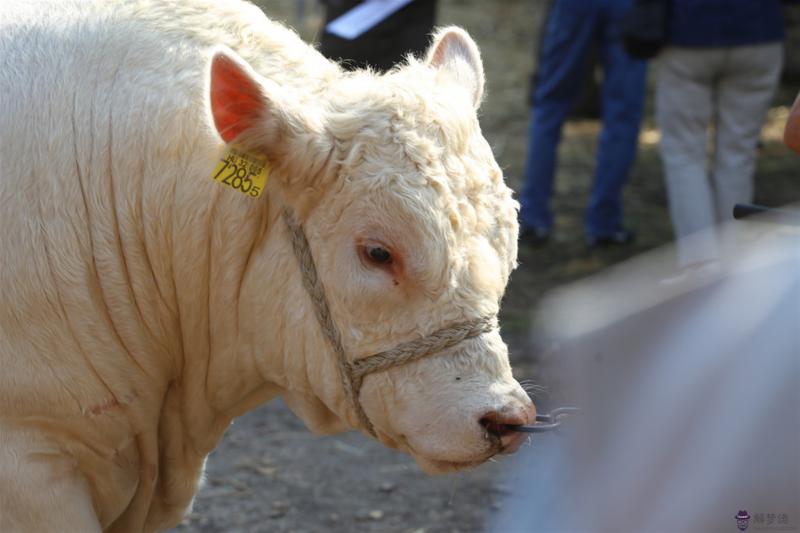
[479,414,517,438]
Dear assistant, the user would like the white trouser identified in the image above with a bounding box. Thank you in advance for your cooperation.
[656,43,783,267]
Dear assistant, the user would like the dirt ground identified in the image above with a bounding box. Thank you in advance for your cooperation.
[169,2,800,532]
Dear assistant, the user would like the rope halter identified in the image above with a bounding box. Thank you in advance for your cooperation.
[282,207,497,437]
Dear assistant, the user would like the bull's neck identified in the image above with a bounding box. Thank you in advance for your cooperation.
[155,145,346,456]
[162,184,288,448]
[92,160,295,529]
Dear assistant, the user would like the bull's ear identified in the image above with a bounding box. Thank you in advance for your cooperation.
[425,27,485,109]
[208,48,331,177]
[209,50,268,144]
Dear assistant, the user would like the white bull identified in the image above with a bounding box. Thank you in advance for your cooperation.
[0,0,536,531]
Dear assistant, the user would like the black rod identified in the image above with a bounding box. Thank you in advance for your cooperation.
[733,204,800,226]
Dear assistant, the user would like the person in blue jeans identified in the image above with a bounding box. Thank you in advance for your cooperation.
[519,0,647,246]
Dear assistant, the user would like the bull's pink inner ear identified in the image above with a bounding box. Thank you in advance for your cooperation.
[210,52,266,144]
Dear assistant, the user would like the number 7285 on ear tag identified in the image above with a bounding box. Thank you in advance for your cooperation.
[210,148,270,198]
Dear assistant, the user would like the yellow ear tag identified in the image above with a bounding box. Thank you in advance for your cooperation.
[210,147,270,198]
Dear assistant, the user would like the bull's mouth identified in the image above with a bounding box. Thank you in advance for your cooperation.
[414,455,491,474]
[410,439,508,474]
[383,425,526,474]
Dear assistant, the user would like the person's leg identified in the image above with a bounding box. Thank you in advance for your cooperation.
[712,43,783,222]
[585,0,646,239]
[519,0,600,233]
[656,47,721,267]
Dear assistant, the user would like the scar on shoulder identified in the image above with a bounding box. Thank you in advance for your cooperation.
[85,397,122,416]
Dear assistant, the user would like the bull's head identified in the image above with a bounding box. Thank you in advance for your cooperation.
[207,27,535,473]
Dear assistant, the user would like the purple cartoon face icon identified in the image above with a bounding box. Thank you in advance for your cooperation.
[736,510,751,531]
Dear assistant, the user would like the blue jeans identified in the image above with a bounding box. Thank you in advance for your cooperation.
[519,0,647,237]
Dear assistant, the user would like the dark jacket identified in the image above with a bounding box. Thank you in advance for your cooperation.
[667,0,785,47]
[320,0,437,72]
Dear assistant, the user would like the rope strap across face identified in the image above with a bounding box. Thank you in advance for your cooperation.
[282,207,496,437]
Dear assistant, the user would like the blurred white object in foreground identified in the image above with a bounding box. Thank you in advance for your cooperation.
[491,219,800,533]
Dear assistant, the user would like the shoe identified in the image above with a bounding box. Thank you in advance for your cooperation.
[586,228,635,248]
[519,226,551,246]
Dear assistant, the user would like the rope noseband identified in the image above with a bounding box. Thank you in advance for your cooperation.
[282,207,496,436]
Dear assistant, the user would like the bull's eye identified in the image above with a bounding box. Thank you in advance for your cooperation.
[357,241,396,272]
[367,246,392,265]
